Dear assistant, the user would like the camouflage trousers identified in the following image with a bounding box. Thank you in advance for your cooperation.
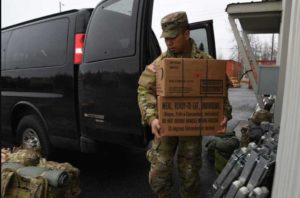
[146,136,202,198]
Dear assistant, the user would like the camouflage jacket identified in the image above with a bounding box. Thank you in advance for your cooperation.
[137,38,232,125]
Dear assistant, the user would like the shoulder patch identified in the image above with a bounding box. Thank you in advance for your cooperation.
[147,64,156,73]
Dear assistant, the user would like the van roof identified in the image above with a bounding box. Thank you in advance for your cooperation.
[2,9,93,31]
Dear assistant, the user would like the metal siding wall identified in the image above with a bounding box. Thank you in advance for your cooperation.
[274,0,291,127]
[272,0,300,197]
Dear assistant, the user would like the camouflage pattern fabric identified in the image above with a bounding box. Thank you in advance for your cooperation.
[1,147,80,198]
[138,38,232,197]
[1,148,11,163]
[160,11,189,38]
[1,169,48,198]
[147,136,202,197]
[7,147,41,166]
[38,158,80,198]
[251,109,273,125]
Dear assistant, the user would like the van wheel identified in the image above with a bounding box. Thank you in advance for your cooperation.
[16,115,52,158]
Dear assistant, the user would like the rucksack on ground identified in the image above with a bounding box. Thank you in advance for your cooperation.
[1,147,80,198]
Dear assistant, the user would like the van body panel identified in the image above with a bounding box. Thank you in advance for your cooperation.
[1,10,92,149]
[78,0,147,147]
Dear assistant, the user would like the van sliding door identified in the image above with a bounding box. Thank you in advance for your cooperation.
[79,0,152,147]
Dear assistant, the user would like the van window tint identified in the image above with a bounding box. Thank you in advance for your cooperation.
[6,18,69,69]
[84,0,138,62]
[190,28,209,54]
[1,31,11,70]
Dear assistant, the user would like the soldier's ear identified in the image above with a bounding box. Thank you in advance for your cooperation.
[183,30,190,40]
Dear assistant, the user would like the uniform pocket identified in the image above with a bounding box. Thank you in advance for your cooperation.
[146,139,161,163]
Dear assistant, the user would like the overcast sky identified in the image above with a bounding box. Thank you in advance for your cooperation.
[2,0,273,59]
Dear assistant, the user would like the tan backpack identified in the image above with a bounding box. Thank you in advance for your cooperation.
[1,168,48,198]
[1,147,80,198]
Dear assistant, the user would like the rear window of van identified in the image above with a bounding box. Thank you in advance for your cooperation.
[84,0,138,62]
[1,31,11,70]
[6,18,69,70]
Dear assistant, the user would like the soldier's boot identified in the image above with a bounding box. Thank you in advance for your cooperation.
[157,192,172,198]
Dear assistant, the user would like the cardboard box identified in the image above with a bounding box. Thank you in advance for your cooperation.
[156,58,227,97]
[158,96,225,136]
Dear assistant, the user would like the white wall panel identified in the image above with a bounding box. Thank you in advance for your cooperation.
[272,0,300,197]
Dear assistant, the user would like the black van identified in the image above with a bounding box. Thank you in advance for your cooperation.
[1,0,216,157]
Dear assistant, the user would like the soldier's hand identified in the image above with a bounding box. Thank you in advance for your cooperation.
[216,116,228,134]
[1,148,11,163]
[220,116,228,128]
[151,119,161,138]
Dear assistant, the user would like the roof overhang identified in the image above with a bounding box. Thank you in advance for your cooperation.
[226,1,282,34]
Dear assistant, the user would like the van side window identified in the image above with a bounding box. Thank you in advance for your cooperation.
[84,0,138,62]
[190,28,209,54]
[1,31,11,70]
[6,18,69,70]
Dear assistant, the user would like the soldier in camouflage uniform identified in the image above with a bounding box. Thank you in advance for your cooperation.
[137,11,232,198]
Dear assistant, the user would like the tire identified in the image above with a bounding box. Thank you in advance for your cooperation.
[16,114,52,158]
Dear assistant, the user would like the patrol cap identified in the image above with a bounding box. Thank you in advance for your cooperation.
[160,11,189,38]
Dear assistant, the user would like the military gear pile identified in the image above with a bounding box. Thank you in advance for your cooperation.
[1,147,80,198]
[251,109,273,125]
[240,109,274,144]
[205,132,240,174]
[211,122,278,198]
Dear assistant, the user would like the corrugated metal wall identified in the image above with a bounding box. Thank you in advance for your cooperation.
[272,0,300,197]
